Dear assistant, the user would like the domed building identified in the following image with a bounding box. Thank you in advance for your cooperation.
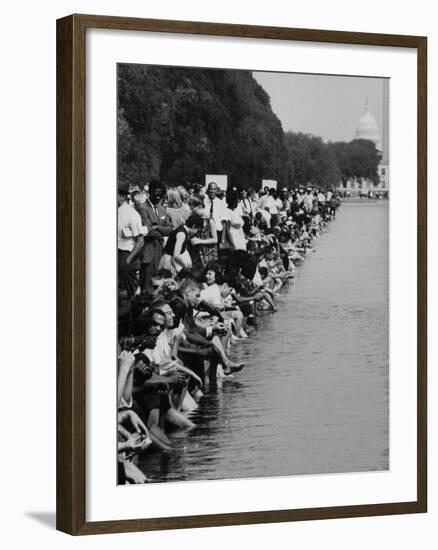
[338,90,389,198]
[354,100,382,152]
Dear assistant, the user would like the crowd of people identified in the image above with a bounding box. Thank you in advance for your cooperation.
[117,179,341,484]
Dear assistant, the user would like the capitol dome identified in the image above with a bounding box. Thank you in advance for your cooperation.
[354,101,382,151]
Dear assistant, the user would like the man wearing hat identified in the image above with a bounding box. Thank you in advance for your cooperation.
[118,182,144,298]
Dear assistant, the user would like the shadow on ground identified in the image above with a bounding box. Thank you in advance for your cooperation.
[25,512,56,529]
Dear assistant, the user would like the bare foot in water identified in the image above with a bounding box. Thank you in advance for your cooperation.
[223,361,245,375]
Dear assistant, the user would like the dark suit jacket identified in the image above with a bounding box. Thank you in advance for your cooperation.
[183,305,211,341]
[135,201,173,264]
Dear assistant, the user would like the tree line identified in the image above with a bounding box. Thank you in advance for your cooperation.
[118,64,380,191]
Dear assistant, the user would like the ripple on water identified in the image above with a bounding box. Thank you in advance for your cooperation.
[140,202,389,482]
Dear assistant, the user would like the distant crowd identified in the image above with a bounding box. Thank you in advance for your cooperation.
[117,181,341,483]
[340,189,389,199]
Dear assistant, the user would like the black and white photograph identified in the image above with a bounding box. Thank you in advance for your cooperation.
[116,63,389,485]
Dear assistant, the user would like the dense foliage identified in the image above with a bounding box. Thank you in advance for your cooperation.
[283,132,341,190]
[328,139,381,187]
[118,65,286,189]
[118,65,380,190]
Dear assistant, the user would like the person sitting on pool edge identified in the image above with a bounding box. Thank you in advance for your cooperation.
[179,277,245,379]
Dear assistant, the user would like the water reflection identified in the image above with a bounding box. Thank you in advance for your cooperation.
[139,202,389,482]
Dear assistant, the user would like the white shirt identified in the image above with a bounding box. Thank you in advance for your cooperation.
[253,269,263,286]
[234,202,244,217]
[143,330,171,366]
[303,193,314,211]
[117,202,143,252]
[200,283,222,308]
[204,196,229,232]
[239,198,254,218]
[265,195,278,214]
[258,194,269,210]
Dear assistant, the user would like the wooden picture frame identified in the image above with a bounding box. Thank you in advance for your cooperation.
[56,13,427,535]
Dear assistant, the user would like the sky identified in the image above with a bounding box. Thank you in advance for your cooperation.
[253,71,387,144]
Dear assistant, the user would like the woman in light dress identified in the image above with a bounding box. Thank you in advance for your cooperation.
[223,192,247,251]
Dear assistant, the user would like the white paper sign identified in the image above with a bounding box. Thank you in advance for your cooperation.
[262,179,277,190]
